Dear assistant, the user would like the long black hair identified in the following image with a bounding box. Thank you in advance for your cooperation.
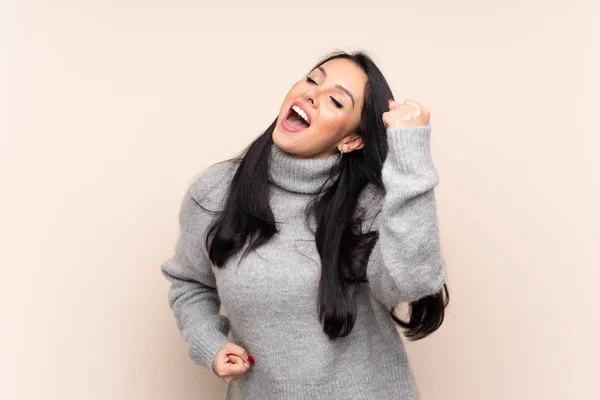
[202,49,449,341]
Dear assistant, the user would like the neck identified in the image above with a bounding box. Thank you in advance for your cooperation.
[268,142,341,194]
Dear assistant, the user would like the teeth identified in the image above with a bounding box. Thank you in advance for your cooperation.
[292,105,310,125]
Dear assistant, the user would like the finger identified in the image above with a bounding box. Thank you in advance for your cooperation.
[382,112,393,127]
[410,108,422,117]
[385,105,411,119]
[214,349,232,374]
[228,354,251,369]
[404,99,423,110]
[224,342,251,364]
[223,343,254,367]
[225,354,247,374]
[395,105,419,119]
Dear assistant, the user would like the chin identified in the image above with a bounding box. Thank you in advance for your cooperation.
[272,130,289,151]
[272,126,298,147]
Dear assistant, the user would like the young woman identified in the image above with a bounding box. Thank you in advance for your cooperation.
[161,50,450,399]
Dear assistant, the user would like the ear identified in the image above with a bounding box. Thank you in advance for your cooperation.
[341,133,365,153]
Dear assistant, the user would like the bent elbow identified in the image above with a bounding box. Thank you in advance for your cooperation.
[402,260,447,302]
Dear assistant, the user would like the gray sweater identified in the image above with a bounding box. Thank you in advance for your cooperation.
[161,124,447,400]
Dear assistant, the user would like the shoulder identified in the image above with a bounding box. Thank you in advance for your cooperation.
[356,182,385,233]
[187,159,241,209]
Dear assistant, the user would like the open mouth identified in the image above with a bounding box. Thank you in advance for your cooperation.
[283,106,310,131]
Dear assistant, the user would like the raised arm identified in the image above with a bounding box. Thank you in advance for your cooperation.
[366,123,447,308]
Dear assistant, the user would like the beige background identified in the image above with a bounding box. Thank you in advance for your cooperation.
[2,1,599,399]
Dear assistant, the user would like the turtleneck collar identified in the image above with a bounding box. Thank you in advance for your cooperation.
[268,142,341,194]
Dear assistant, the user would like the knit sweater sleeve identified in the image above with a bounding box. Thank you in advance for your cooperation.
[160,161,238,377]
[365,124,447,308]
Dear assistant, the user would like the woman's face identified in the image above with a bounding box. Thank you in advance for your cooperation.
[272,58,368,158]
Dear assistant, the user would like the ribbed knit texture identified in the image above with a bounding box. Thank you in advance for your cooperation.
[161,124,447,399]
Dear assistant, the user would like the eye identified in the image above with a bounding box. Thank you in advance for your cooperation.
[306,77,344,109]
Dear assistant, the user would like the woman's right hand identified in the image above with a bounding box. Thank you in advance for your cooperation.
[212,342,254,383]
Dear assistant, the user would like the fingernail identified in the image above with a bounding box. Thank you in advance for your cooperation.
[388,98,393,104]
[247,356,254,365]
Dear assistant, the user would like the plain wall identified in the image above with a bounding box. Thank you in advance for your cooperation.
[2,1,598,399]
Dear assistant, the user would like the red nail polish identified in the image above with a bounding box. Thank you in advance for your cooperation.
[388,98,393,104]
[247,356,254,365]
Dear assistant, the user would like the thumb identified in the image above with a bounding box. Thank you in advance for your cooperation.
[226,342,253,365]
[387,98,396,110]
[228,354,251,369]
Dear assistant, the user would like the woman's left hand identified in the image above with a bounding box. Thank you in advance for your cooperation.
[382,99,430,128]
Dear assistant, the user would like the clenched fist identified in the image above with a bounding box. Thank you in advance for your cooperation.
[212,342,254,383]
[382,99,430,129]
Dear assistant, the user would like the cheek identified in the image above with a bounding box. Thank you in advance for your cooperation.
[318,114,349,137]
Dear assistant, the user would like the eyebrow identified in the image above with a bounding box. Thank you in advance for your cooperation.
[316,66,355,109]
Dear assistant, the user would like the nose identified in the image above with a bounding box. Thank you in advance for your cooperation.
[304,88,319,108]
